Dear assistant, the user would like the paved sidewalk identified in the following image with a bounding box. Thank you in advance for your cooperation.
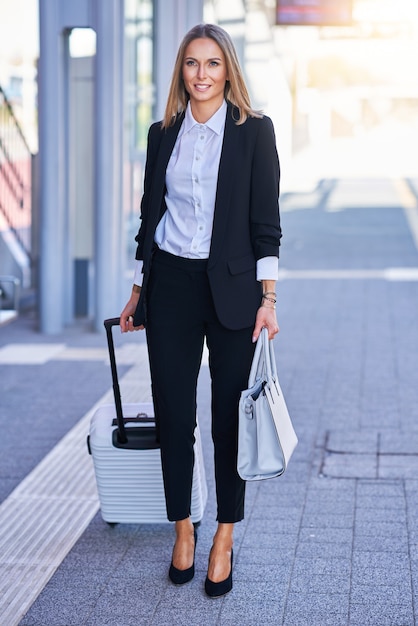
[1,177,418,625]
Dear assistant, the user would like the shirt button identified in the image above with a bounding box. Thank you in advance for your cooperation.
[200,136,204,140]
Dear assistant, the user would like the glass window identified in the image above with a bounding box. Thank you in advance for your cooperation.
[124,0,154,265]
[125,0,154,154]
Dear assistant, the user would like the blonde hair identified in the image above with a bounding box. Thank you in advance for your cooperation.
[162,23,261,128]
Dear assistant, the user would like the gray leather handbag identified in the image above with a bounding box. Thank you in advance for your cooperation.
[237,328,298,481]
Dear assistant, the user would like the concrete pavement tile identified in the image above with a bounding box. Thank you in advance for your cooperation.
[246,517,300,535]
[235,547,296,566]
[407,530,418,547]
[351,554,411,588]
[355,507,406,524]
[356,481,405,497]
[150,606,222,626]
[296,540,352,559]
[219,580,285,625]
[321,452,377,479]
[249,503,303,522]
[355,494,405,510]
[241,531,299,550]
[350,582,410,604]
[353,535,409,554]
[361,412,401,431]
[354,521,408,540]
[122,541,175,563]
[409,557,418,574]
[256,483,307,505]
[82,578,165,623]
[380,431,418,454]
[233,559,293,582]
[301,513,355,529]
[60,547,134,572]
[291,557,351,578]
[68,528,141,562]
[353,552,411,570]
[349,599,413,626]
[326,430,379,454]
[303,500,354,516]
[405,480,418,496]
[299,527,353,544]
[20,575,110,625]
[115,558,169,582]
[305,486,356,503]
[379,455,418,479]
[87,616,156,626]
[406,504,418,520]
[283,592,349,626]
[408,546,418,563]
[307,476,356,492]
[289,558,351,594]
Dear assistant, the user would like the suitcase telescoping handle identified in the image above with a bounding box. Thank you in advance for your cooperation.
[104,317,128,444]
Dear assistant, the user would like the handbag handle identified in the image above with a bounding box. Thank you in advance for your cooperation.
[248,329,264,387]
[248,328,276,387]
[262,327,278,384]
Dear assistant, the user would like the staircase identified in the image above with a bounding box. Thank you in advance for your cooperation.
[0,84,33,323]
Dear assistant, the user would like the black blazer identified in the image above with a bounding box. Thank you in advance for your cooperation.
[133,102,281,330]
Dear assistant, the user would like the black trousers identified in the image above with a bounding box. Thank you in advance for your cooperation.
[145,248,256,523]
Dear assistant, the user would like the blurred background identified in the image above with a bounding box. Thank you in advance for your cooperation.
[0,0,417,331]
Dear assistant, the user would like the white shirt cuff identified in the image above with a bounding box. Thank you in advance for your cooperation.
[133,260,144,286]
[256,257,279,281]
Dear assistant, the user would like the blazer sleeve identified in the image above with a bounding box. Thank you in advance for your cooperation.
[249,115,282,260]
[134,122,163,261]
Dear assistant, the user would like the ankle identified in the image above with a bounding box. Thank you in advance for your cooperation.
[175,518,194,538]
[212,523,234,550]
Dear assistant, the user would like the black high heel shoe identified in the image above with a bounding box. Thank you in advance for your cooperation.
[204,549,233,598]
[168,529,197,585]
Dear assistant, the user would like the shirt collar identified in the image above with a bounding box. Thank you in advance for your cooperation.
[183,100,227,136]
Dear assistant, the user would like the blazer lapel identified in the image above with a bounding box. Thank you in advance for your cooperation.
[143,113,184,261]
[152,113,184,217]
[208,104,240,268]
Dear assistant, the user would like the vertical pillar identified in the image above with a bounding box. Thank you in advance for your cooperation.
[154,0,204,120]
[38,0,67,333]
[93,0,124,331]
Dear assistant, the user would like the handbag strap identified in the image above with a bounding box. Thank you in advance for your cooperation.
[249,327,276,387]
[263,327,278,383]
[248,330,264,387]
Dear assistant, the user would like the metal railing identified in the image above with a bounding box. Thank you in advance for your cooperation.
[0,84,33,261]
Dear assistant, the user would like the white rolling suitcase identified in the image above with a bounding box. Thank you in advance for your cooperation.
[87,318,207,524]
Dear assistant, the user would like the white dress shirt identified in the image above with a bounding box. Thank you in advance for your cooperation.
[133,100,278,286]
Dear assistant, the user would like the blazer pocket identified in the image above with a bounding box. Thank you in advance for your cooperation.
[228,254,256,276]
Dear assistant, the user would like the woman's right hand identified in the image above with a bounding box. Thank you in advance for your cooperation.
[120,287,144,333]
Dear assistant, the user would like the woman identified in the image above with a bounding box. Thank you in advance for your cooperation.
[120,23,281,597]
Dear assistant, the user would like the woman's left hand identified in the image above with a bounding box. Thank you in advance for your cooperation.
[252,306,279,343]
